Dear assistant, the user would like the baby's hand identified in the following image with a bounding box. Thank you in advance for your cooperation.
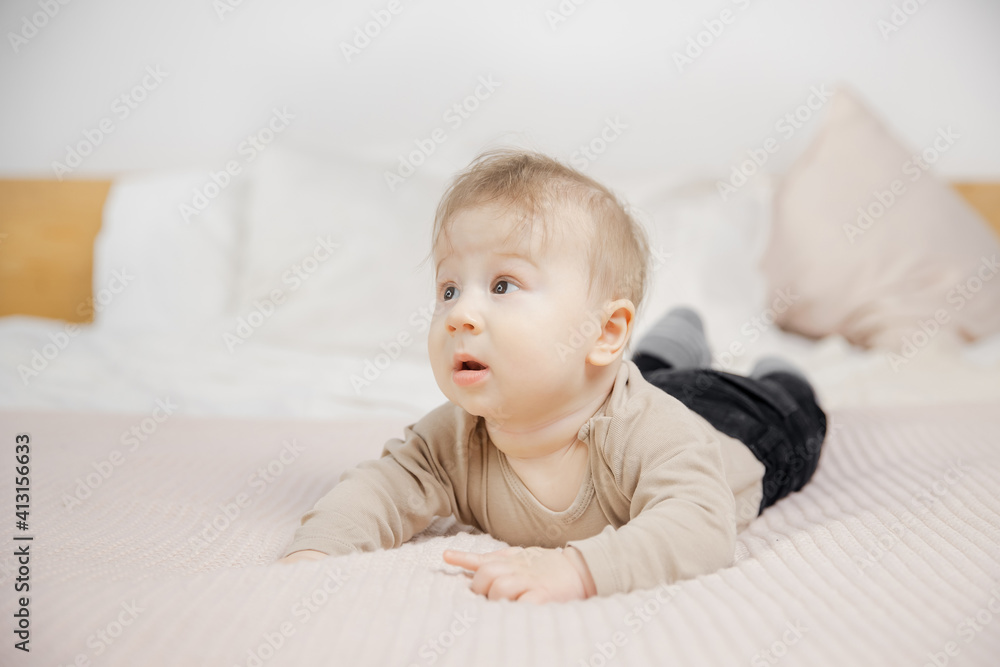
[443,546,596,603]
[276,549,328,564]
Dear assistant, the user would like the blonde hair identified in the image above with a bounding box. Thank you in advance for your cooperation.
[431,149,650,314]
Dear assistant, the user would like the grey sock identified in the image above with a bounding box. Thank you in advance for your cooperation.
[634,306,711,370]
[750,355,807,382]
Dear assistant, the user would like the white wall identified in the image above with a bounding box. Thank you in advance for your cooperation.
[1,0,998,182]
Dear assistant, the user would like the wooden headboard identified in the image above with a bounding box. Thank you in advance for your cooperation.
[0,180,111,323]
[2,179,999,323]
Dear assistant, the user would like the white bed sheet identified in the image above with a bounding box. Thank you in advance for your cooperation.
[0,315,446,422]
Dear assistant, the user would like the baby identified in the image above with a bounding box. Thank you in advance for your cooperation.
[278,149,827,602]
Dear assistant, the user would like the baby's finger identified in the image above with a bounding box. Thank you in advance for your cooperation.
[442,549,484,571]
[468,559,517,597]
[516,589,551,605]
[485,574,527,602]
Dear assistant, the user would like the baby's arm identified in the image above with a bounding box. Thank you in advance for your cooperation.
[568,419,738,595]
[277,415,458,560]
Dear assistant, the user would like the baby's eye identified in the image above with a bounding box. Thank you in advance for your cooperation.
[442,285,458,301]
[492,280,519,295]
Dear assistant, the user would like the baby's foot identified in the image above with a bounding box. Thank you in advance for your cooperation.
[749,355,807,381]
[633,306,712,370]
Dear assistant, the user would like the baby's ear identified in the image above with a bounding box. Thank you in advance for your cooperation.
[586,299,635,367]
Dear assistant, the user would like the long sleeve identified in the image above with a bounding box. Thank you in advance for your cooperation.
[282,404,465,557]
[567,366,740,595]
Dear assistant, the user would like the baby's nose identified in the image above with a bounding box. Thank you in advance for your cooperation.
[445,300,482,334]
[447,317,482,334]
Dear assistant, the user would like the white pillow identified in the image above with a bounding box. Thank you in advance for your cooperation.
[234,146,446,362]
[761,87,1000,350]
[93,170,242,338]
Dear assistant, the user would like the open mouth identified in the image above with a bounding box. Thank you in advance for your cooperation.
[453,356,490,386]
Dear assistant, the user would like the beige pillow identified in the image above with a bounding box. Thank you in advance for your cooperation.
[761,87,1000,352]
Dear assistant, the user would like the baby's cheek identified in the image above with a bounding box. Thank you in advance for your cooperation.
[426,330,447,363]
[496,317,550,352]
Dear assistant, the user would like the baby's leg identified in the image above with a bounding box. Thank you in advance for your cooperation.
[631,306,712,374]
[642,356,827,513]
[742,359,827,509]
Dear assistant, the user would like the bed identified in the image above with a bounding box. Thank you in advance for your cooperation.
[2,88,1000,666]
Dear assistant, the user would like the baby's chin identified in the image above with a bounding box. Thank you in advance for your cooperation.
[445,394,510,426]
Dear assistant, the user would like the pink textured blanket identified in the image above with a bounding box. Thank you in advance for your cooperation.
[1,405,998,666]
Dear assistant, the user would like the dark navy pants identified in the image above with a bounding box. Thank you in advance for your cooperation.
[633,353,827,513]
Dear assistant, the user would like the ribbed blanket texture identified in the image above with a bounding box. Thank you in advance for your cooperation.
[1,405,998,666]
